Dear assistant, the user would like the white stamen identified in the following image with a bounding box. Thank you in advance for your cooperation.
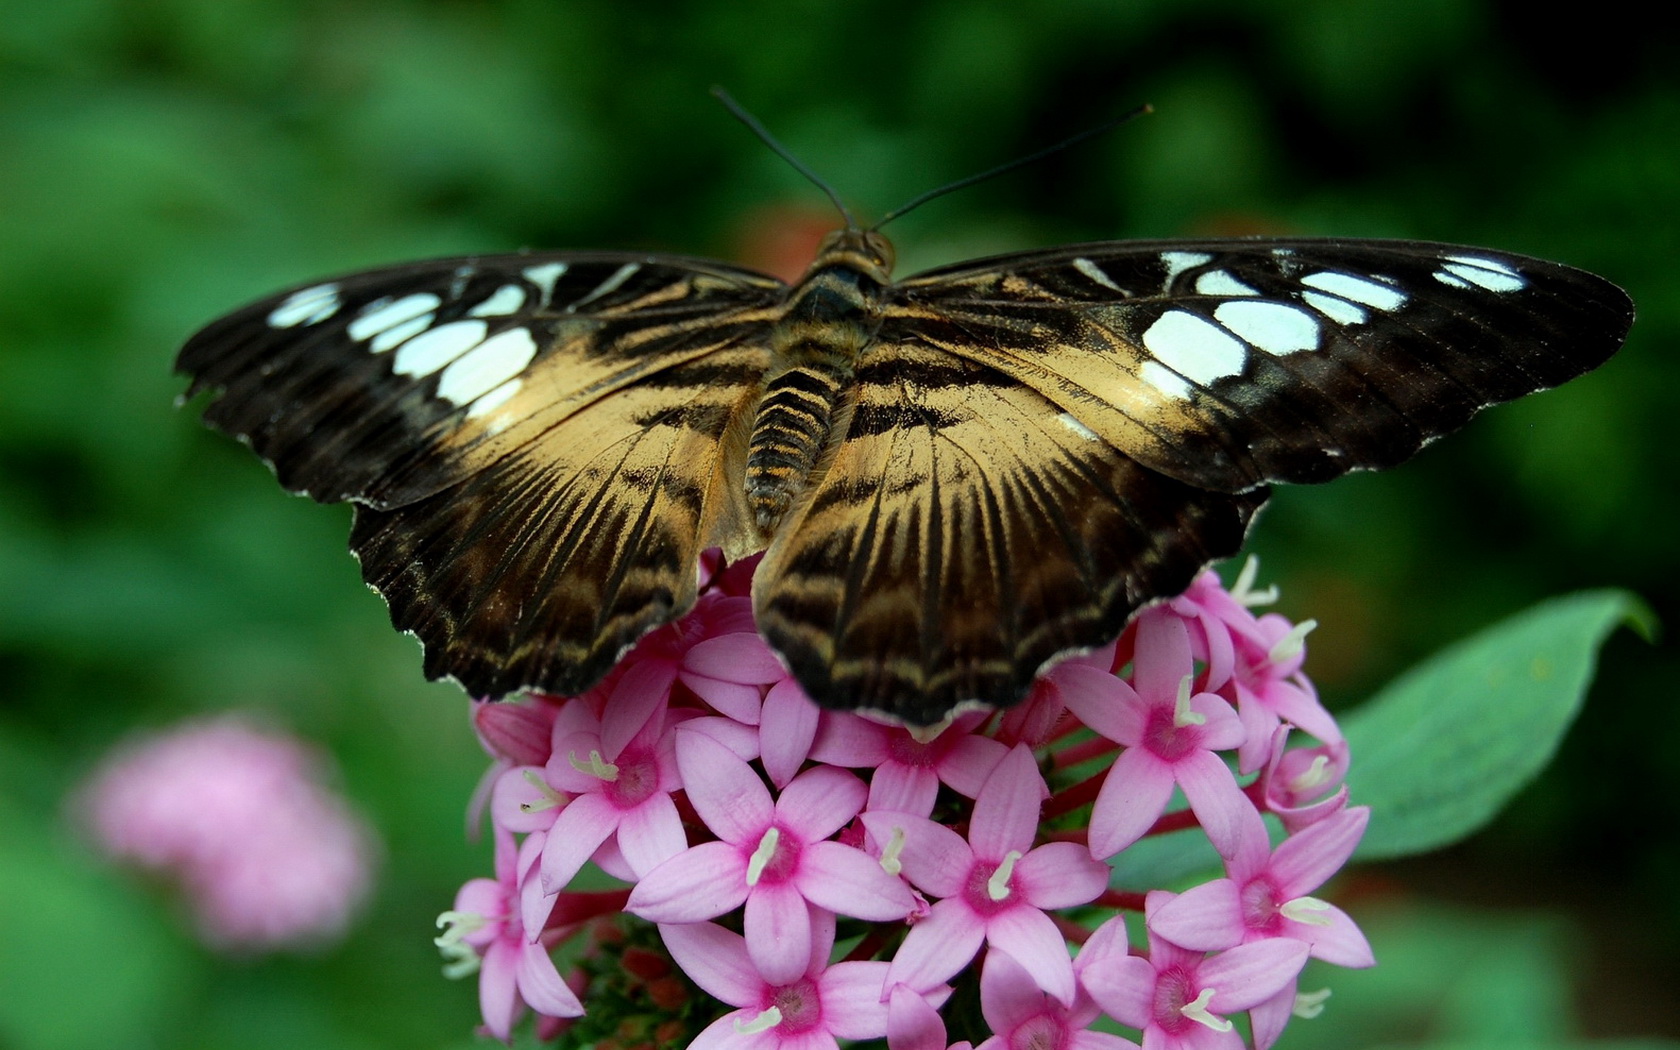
[1173,675,1205,728]
[1293,988,1332,1019]
[1181,987,1233,1032]
[747,827,780,886]
[434,911,487,979]
[1230,556,1279,607]
[987,850,1023,901]
[518,768,565,814]
[1281,895,1334,926]
[1289,755,1333,794]
[1268,619,1317,664]
[879,826,907,877]
[569,749,618,782]
[735,1007,782,1035]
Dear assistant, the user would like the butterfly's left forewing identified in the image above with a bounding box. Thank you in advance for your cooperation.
[895,239,1633,494]
[178,252,786,697]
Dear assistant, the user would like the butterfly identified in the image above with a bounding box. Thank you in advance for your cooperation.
[177,226,1633,726]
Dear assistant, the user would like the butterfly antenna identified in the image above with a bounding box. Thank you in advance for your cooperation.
[872,103,1153,231]
[712,86,858,231]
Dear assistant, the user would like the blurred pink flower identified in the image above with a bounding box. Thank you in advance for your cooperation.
[78,716,377,952]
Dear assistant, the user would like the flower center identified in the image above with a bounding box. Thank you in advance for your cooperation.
[1143,679,1203,762]
[770,978,822,1033]
[1151,966,1230,1034]
[602,747,659,808]
[747,826,801,886]
[964,854,1021,916]
[1010,1013,1067,1050]
[1240,876,1283,934]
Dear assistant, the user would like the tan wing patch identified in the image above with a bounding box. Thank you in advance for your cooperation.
[351,343,766,698]
[752,341,1264,725]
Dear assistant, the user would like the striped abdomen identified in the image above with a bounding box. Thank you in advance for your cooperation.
[746,349,854,533]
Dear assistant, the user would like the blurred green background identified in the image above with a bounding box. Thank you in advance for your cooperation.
[1,1,1675,1048]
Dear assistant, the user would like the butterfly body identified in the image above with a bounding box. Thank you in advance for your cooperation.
[178,228,1631,726]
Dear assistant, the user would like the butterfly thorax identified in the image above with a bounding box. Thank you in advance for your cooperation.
[745,229,894,535]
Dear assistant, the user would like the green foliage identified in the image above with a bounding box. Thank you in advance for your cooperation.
[1346,591,1651,860]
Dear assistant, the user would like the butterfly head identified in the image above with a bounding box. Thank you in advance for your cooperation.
[809,228,896,286]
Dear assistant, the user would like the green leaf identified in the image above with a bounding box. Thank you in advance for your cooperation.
[1345,590,1651,860]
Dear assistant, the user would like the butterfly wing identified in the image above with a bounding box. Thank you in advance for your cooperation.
[753,340,1265,725]
[893,239,1633,492]
[178,252,786,697]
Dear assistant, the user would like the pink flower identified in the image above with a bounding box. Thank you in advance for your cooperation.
[1147,806,1373,968]
[627,729,916,983]
[78,716,376,951]
[1257,729,1350,833]
[811,709,1009,816]
[1061,609,1249,860]
[862,745,1109,1004]
[662,913,932,1050]
[975,950,1138,1050]
[1081,909,1309,1050]
[437,827,585,1042]
[536,696,687,915]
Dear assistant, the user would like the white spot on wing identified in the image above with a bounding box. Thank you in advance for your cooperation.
[437,328,538,406]
[469,284,527,317]
[370,314,435,353]
[522,262,568,307]
[1302,271,1408,312]
[1439,256,1526,292]
[567,262,641,312]
[393,320,489,378]
[1142,309,1247,386]
[1302,291,1366,325]
[1195,270,1260,297]
[1433,271,1473,290]
[350,293,441,343]
[1057,412,1100,441]
[1141,360,1193,399]
[1073,257,1123,292]
[1214,300,1320,355]
[1160,251,1214,290]
[267,283,340,328]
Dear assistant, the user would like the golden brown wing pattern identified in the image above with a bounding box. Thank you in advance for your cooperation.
[754,339,1264,726]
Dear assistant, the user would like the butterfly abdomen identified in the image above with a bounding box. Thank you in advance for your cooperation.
[746,344,857,533]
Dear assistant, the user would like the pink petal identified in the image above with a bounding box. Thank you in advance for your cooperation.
[683,674,765,724]
[1145,879,1243,952]
[478,937,522,1042]
[978,949,1047,1033]
[886,897,986,995]
[685,633,789,685]
[969,745,1045,860]
[1268,807,1368,897]
[1185,692,1245,751]
[626,840,749,922]
[887,985,948,1050]
[679,715,762,761]
[617,791,689,878]
[762,680,821,789]
[869,762,940,817]
[660,921,761,1006]
[539,792,620,893]
[517,940,584,1018]
[745,883,812,985]
[1072,1032,1140,1050]
[1174,750,1252,860]
[1294,902,1374,967]
[601,661,677,759]
[818,960,894,1040]
[1079,954,1156,1029]
[859,812,970,898]
[1014,841,1108,910]
[809,711,891,767]
[778,765,867,841]
[1247,982,1296,1050]
[797,840,916,920]
[1132,611,1194,701]
[985,905,1076,1005]
[1198,939,1310,1013]
[1063,675,1147,746]
[678,729,774,843]
[936,734,1010,799]
[1089,747,1175,860]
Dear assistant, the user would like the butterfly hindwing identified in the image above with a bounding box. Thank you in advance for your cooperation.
[895,239,1633,494]
[753,340,1266,725]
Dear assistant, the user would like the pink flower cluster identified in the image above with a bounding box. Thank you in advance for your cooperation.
[439,557,1371,1048]
[79,716,378,951]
